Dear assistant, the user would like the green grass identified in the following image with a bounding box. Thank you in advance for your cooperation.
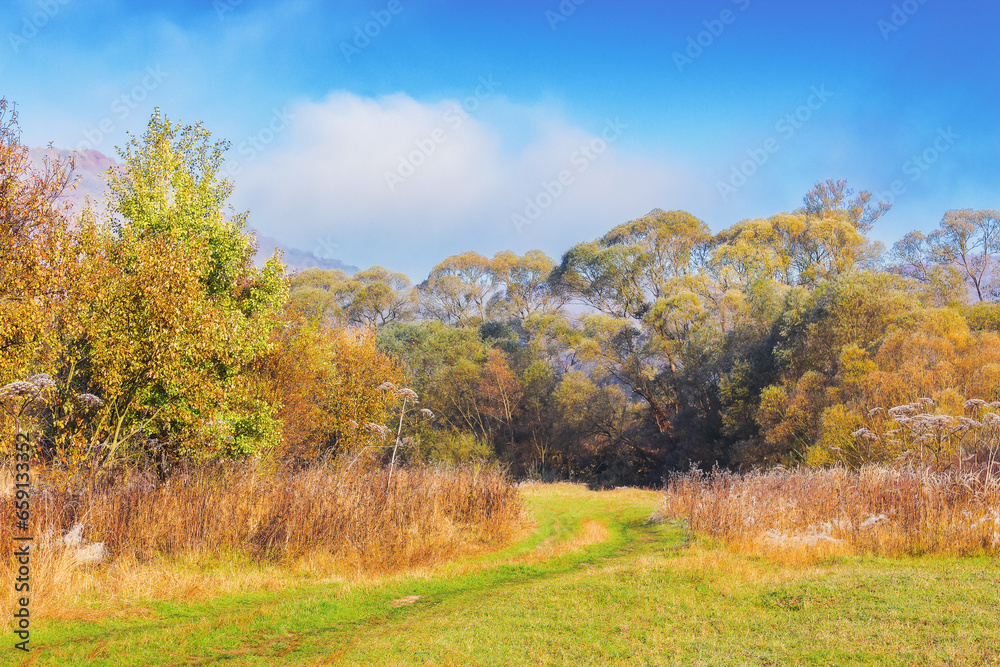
[11,483,1000,665]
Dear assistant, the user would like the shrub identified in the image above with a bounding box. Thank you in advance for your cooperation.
[260,323,407,459]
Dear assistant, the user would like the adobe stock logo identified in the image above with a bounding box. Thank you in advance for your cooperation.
[876,127,960,207]
[313,235,341,261]
[877,0,930,40]
[75,66,170,152]
[341,0,405,63]
[8,0,72,54]
[717,85,833,202]
[222,107,296,178]
[673,0,751,73]
[384,76,500,192]
[512,118,627,233]
[545,0,586,31]
[214,0,243,21]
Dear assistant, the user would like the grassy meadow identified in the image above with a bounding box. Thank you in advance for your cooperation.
[4,482,997,666]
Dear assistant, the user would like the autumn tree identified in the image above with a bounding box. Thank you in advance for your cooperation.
[418,250,565,327]
[891,210,1000,304]
[287,268,354,324]
[378,322,505,459]
[801,178,890,235]
[711,215,802,289]
[797,179,889,279]
[259,323,406,459]
[743,272,919,464]
[9,98,993,484]
[0,98,77,386]
[0,99,111,460]
[891,231,968,306]
[931,209,1000,302]
[346,266,415,327]
[418,252,496,325]
[75,110,288,463]
[488,250,566,322]
[553,210,713,435]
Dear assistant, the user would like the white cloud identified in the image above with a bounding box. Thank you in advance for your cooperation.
[231,91,698,281]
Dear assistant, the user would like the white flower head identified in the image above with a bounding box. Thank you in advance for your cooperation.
[397,387,419,403]
[1,381,41,401]
[63,523,86,548]
[851,427,879,442]
[29,374,56,392]
[75,393,104,408]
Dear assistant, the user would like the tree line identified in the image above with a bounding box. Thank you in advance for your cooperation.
[3,102,998,485]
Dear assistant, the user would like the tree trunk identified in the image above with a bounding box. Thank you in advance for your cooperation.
[635,383,672,435]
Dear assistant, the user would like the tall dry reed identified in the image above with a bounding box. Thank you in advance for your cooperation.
[655,465,1000,562]
[0,460,524,619]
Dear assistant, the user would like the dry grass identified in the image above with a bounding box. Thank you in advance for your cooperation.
[0,460,524,620]
[522,518,610,564]
[655,465,1000,563]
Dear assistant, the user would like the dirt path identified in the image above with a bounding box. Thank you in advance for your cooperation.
[18,484,672,666]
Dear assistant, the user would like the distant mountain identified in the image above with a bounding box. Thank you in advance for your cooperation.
[27,146,357,275]
[253,233,358,275]
[29,146,117,210]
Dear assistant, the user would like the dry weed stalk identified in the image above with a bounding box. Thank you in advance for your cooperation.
[843,398,1000,473]
[656,465,1000,562]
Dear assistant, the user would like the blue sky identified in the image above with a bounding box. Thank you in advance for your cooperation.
[3,0,997,279]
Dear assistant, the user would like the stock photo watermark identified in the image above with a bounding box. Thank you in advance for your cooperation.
[12,432,32,652]
[222,107,295,178]
[716,85,833,202]
[75,66,170,152]
[877,0,930,40]
[384,75,500,192]
[8,0,71,53]
[512,117,627,233]
[876,127,959,207]
[546,0,587,31]
[673,0,751,73]
[313,235,341,261]
[214,0,243,21]
[341,0,405,63]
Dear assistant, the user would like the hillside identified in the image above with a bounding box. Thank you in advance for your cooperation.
[28,146,356,274]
